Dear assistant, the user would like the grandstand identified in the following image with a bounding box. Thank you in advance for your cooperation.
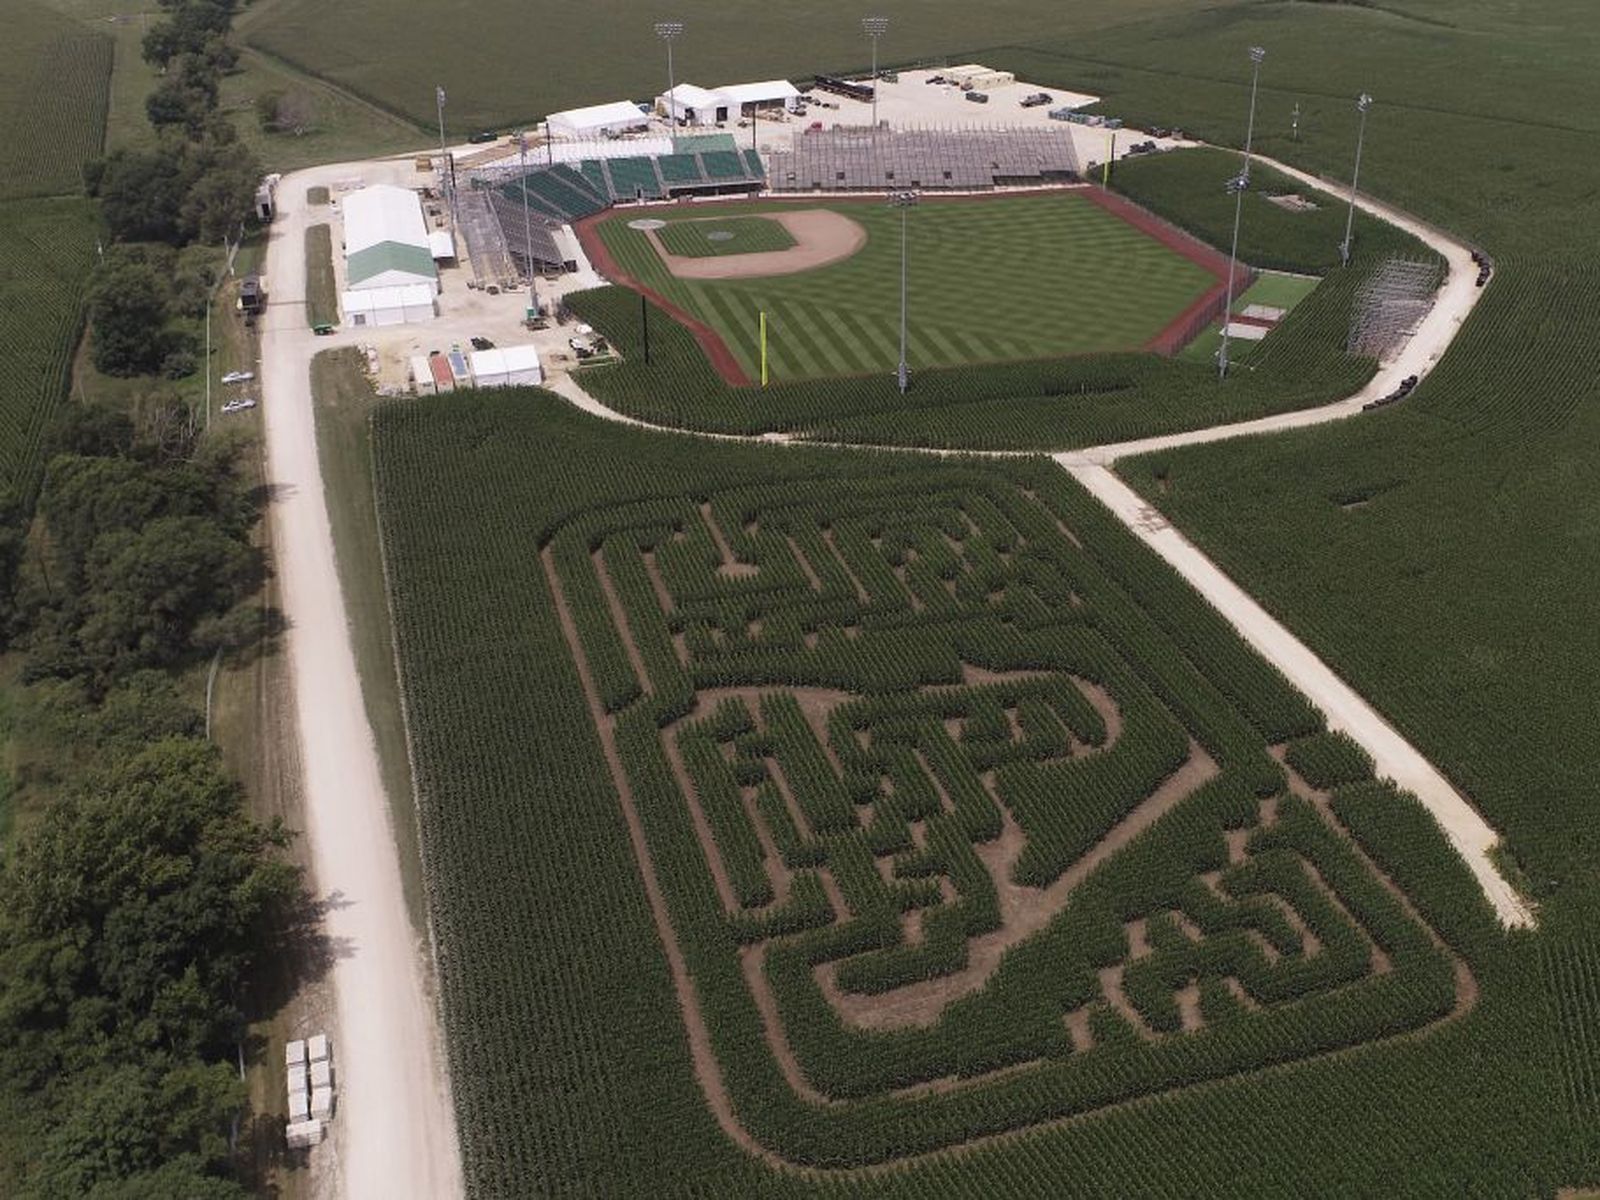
[468,143,767,274]
[766,126,1080,192]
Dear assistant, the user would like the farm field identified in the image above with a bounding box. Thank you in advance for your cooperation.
[0,0,112,200]
[240,0,1230,134]
[0,199,100,498]
[593,194,1217,383]
[370,393,1592,1194]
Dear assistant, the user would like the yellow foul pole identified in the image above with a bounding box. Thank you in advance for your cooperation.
[1103,131,1116,187]
[760,311,768,387]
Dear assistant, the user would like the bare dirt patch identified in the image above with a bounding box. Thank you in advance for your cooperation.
[647,209,868,281]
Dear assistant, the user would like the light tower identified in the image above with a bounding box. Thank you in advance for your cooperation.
[889,190,918,392]
[1341,93,1374,267]
[655,21,684,127]
[862,16,889,129]
[517,132,537,315]
[1241,45,1266,179]
[435,85,453,227]
[1217,171,1250,380]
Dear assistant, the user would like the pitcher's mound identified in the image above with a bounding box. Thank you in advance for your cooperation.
[647,210,867,280]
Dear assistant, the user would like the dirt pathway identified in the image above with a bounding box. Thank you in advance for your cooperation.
[260,160,465,1199]
[546,151,1532,930]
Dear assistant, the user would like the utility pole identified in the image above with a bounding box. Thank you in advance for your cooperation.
[204,226,244,432]
[1218,172,1249,380]
[863,16,889,129]
[656,22,684,128]
[435,85,453,228]
[518,131,537,315]
[889,190,917,392]
[1341,93,1374,267]
[1242,45,1266,180]
[1291,101,1301,142]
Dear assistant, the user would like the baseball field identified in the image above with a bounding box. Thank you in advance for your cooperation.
[588,192,1221,383]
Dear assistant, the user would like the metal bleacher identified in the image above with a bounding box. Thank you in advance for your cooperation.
[656,153,706,185]
[700,150,748,180]
[766,126,1080,192]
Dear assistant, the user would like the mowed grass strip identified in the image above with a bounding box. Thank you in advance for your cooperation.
[596,193,1216,381]
[656,216,796,258]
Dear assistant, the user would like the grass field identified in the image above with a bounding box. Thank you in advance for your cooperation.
[240,0,1226,134]
[1179,271,1320,365]
[368,392,1591,1194]
[305,225,339,328]
[0,0,111,200]
[597,194,1217,382]
[655,215,796,258]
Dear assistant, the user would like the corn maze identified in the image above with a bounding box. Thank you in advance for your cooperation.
[529,463,1468,1168]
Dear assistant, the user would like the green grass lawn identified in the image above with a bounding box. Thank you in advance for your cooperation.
[1179,270,1321,365]
[599,193,1216,382]
[305,224,338,328]
[655,215,796,258]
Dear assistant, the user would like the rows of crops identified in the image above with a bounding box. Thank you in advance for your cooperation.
[0,199,100,501]
[361,394,1582,1192]
[0,1,112,202]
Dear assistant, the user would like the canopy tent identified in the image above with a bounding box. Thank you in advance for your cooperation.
[715,80,802,115]
[657,83,725,126]
[469,344,544,388]
[342,284,436,328]
[342,185,437,290]
[547,100,651,140]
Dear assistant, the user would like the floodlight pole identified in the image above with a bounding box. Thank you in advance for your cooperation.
[435,85,451,227]
[1242,45,1266,181]
[204,227,243,433]
[656,22,684,128]
[1219,173,1249,380]
[890,190,917,392]
[863,17,889,129]
[1341,93,1373,267]
[518,132,537,315]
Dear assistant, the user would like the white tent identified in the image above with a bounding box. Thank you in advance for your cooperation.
[547,100,651,140]
[341,284,437,328]
[657,83,725,126]
[342,184,437,291]
[714,80,801,115]
[469,345,543,388]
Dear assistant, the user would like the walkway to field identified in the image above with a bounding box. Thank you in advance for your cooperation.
[550,152,1533,930]
[259,159,466,1199]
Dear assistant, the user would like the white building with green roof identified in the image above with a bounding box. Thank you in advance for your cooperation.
[342,185,438,292]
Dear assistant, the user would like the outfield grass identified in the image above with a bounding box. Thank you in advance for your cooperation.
[1179,271,1321,365]
[655,215,796,258]
[599,194,1216,382]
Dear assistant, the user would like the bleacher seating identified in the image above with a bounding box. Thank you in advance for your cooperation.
[700,150,748,180]
[522,164,607,221]
[577,159,609,198]
[741,149,766,179]
[604,156,665,200]
[656,153,706,185]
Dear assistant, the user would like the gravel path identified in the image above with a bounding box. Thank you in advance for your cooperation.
[260,159,465,1199]
[548,154,1533,929]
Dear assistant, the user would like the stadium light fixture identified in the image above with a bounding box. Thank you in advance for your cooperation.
[655,22,685,128]
[863,16,889,129]
[517,132,537,315]
[1341,93,1374,267]
[1218,172,1250,380]
[435,85,453,228]
[1242,45,1266,181]
[889,190,918,392]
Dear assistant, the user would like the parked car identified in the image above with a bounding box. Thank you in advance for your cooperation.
[964,91,989,104]
[312,323,336,336]
[470,336,495,350]
[1019,92,1053,108]
[221,397,257,414]
[220,370,254,384]
[467,130,499,144]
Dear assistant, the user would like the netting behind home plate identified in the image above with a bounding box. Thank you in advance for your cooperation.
[766,126,1080,192]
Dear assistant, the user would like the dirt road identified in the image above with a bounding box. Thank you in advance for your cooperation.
[550,153,1533,929]
[260,161,465,1198]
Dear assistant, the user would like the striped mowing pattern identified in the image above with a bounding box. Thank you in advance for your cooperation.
[655,217,797,259]
[598,194,1215,382]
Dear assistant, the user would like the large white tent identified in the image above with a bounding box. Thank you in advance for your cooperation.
[715,80,802,115]
[547,100,651,140]
[342,184,437,292]
[468,345,543,388]
[657,83,725,126]
[341,284,437,328]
